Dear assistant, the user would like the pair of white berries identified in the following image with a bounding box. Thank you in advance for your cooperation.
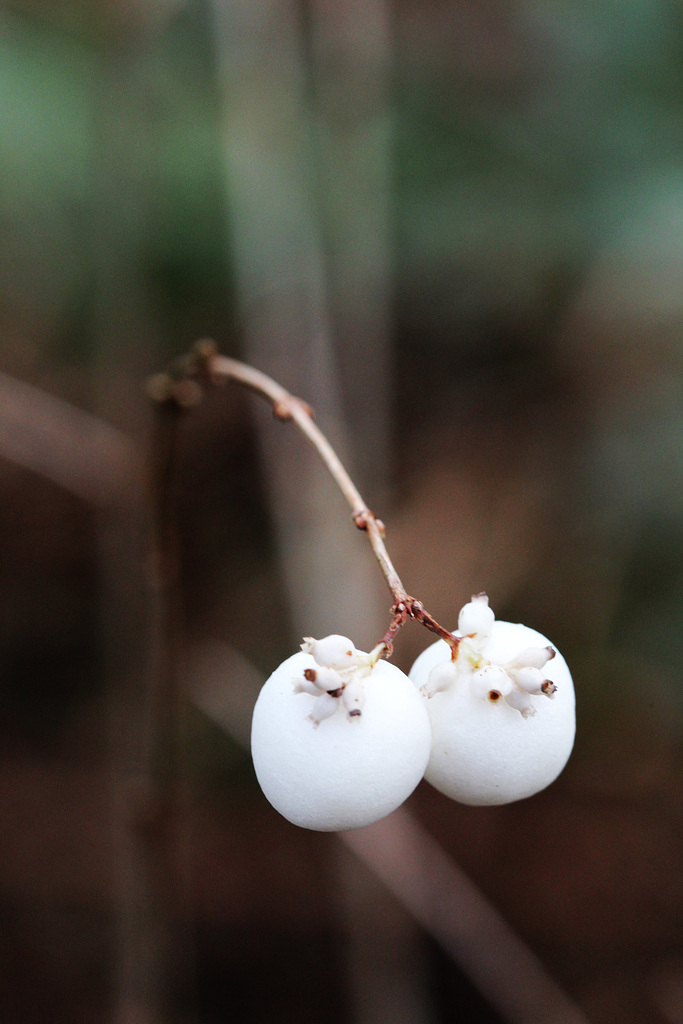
[251,595,576,831]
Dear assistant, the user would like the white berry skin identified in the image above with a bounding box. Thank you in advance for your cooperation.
[251,651,432,831]
[409,620,575,806]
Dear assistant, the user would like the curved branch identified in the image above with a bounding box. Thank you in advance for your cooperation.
[150,344,458,656]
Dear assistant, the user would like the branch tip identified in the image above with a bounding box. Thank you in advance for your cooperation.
[192,338,219,363]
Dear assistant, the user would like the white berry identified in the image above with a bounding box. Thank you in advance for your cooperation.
[409,606,575,806]
[251,645,432,831]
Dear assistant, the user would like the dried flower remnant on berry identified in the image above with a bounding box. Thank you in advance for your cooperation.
[458,592,495,643]
[423,595,561,718]
[469,665,513,703]
[294,634,378,725]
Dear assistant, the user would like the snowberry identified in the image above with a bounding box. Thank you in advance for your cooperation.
[251,637,432,831]
[409,595,575,806]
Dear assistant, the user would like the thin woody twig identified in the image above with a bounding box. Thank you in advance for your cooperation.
[210,354,408,598]
[150,343,459,656]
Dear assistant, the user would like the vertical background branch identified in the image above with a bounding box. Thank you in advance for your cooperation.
[209,0,386,647]
[209,2,436,1021]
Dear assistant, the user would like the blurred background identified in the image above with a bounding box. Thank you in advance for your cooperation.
[1,0,682,1021]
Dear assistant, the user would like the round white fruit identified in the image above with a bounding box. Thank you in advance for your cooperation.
[409,620,575,806]
[251,651,432,831]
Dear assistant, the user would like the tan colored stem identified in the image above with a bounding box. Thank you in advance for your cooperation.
[211,354,409,605]
[152,346,458,654]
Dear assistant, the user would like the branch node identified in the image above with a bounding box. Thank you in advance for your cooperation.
[353,509,385,536]
[272,400,293,421]
[273,396,315,422]
[353,510,369,530]
[193,338,223,386]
